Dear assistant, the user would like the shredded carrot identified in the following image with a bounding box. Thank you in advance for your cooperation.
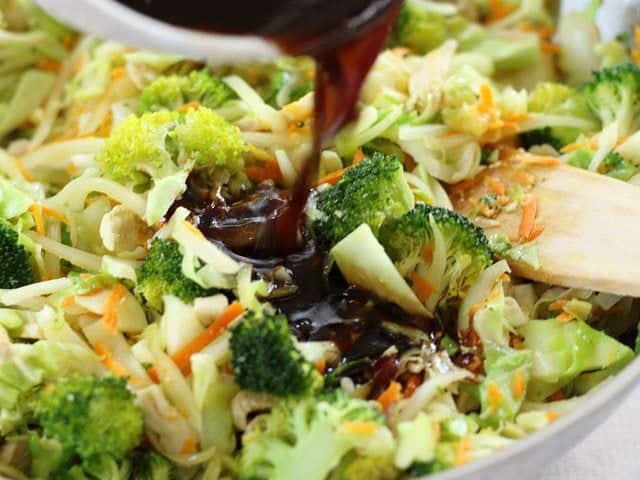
[527,223,545,241]
[37,58,60,72]
[10,156,33,181]
[111,66,125,80]
[556,311,574,323]
[421,244,434,263]
[170,301,245,376]
[315,358,326,374]
[411,273,433,303]
[404,373,422,398]
[449,178,478,195]
[547,389,566,402]
[518,196,537,241]
[455,436,472,466]
[29,204,45,236]
[342,421,377,436]
[314,167,347,186]
[541,42,561,55]
[521,21,555,39]
[60,296,75,308]
[41,205,68,224]
[103,284,126,335]
[486,176,506,196]
[518,153,561,166]
[174,101,201,113]
[632,49,640,66]
[353,148,365,165]
[561,138,598,153]
[635,26,640,47]
[512,370,526,400]
[546,411,559,422]
[245,162,283,182]
[487,382,503,412]
[512,169,535,186]
[95,112,113,138]
[180,438,198,454]
[485,0,515,24]
[377,381,402,411]
[548,299,568,312]
[94,342,131,378]
[477,84,495,114]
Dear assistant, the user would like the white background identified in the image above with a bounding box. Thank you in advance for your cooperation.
[538,385,640,480]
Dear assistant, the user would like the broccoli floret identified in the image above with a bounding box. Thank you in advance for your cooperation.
[139,68,236,113]
[237,390,394,480]
[379,204,491,312]
[599,151,638,181]
[129,451,176,480]
[524,82,598,148]
[581,63,640,135]
[566,148,638,182]
[33,375,143,465]
[0,221,36,288]
[96,107,246,187]
[391,0,484,54]
[230,310,320,397]
[135,238,212,312]
[309,150,413,249]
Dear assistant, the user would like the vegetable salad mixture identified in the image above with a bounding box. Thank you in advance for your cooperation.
[0,0,639,479]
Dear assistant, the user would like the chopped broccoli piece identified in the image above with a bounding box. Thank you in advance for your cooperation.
[581,63,640,136]
[391,0,484,54]
[599,151,638,181]
[0,221,36,289]
[230,310,320,397]
[139,68,236,113]
[96,107,246,187]
[135,238,212,312]
[129,451,176,480]
[330,451,399,480]
[566,148,638,181]
[525,82,598,148]
[379,204,491,312]
[33,375,143,464]
[237,390,394,480]
[309,150,413,249]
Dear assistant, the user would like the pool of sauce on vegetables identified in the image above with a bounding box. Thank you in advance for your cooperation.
[119,0,439,385]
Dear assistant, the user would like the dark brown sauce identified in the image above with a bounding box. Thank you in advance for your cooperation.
[116,0,402,255]
[122,0,438,384]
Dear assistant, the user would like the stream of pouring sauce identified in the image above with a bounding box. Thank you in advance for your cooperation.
[118,0,440,383]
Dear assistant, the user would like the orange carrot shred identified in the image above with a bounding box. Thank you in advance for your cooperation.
[546,411,559,422]
[404,373,422,398]
[103,284,126,335]
[477,84,495,114]
[421,244,434,263]
[377,381,402,411]
[245,164,283,182]
[411,273,433,303]
[111,67,125,80]
[518,196,537,241]
[541,42,561,54]
[315,358,326,374]
[60,296,75,308]
[353,148,365,165]
[180,438,198,454]
[556,311,574,323]
[170,301,245,376]
[485,0,515,24]
[94,342,131,378]
[512,370,526,400]
[29,204,45,236]
[314,168,347,187]
[37,58,61,72]
[41,205,68,224]
[548,299,568,312]
[486,177,506,196]
[487,382,503,412]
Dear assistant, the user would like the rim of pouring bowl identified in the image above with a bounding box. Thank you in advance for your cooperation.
[34,0,283,65]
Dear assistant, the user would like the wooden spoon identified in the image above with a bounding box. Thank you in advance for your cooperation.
[450,154,640,297]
